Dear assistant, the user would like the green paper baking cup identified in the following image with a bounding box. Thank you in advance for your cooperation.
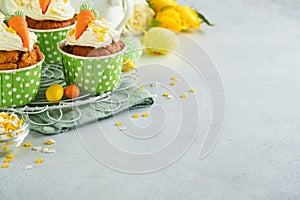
[122,36,143,62]
[0,57,44,108]
[58,40,126,94]
[29,25,74,64]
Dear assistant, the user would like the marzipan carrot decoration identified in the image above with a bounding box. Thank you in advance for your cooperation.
[75,4,99,40]
[5,11,30,50]
[39,0,51,14]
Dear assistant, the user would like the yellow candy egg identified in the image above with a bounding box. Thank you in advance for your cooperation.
[46,84,64,102]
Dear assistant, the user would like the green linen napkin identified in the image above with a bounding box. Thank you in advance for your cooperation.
[29,87,155,134]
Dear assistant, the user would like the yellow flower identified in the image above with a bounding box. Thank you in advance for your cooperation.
[155,8,181,32]
[175,6,200,28]
[149,0,177,12]
[155,7,188,32]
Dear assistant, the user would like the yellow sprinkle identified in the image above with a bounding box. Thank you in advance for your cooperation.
[6,26,16,34]
[98,35,104,42]
[100,17,104,21]
[50,9,57,14]
[6,154,14,159]
[45,139,55,145]
[23,142,31,147]
[139,86,145,89]
[171,76,177,81]
[63,0,69,3]
[141,113,149,118]
[132,114,139,118]
[180,93,188,98]
[3,158,11,163]
[6,133,14,139]
[189,89,197,93]
[68,29,75,36]
[1,163,8,168]
[137,25,142,30]
[88,21,95,27]
[170,82,177,86]
[122,67,132,73]
[3,145,9,151]
[163,93,170,97]
[92,27,101,33]
[115,122,122,126]
[100,29,107,34]
[35,158,44,164]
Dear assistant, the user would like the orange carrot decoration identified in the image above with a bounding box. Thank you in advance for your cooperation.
[5,11,30,50]
[75,4,99,40]
[39,0,51,14]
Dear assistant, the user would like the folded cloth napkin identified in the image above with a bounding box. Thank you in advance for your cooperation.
[30,87,155,134]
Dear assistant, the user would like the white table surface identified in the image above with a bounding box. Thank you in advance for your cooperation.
[1,0,300,199]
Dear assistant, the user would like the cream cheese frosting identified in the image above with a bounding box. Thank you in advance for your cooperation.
[66,19,120,48]
[25,0,75,21]
[0,19,37,51]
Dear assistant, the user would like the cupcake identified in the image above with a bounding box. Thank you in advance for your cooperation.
[24,0,76,64]
[58,4,126,94]
[0,11,44,107]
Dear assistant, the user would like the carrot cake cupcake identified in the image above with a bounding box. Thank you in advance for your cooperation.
[0,11,43,70]
[62,4,125,57]
[23,0,75,64]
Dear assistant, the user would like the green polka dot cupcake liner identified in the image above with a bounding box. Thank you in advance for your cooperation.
[122,36,143,62]
[0,58,43,108]
[29,25,74,64]
[58,41,126,94]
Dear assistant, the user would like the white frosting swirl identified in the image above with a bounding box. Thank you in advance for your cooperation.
[0,12,4,19]
[0,20,37,51]
[66,19,120,48]
[25,0,75,21]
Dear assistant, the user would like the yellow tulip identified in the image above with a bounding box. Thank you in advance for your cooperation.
[155,8,183,32]
[175,6,200,28]
[149,0,177,12]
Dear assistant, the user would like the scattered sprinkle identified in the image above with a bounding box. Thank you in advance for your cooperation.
[151,82,159,87]
[100,17,104,21]
[35,158,44,164]
[119,126,127,132]
[41,148,56,154]
[115,122,122,126]
[170,82,177,86]
[141,113,149,118]
[166,95,173,99]
[44,139,56,145]
[23,142,31,147]
[32,146,42,151]
[3,158,11,163]
[163,93,170,97]
[189,89,197,93]
[171,76,177,81]
[132,114,139,118]
[180,93,188,98]
[6,154,14,159]
[25,165,33,170]
[1,163,8,168]
[139,86,145,89]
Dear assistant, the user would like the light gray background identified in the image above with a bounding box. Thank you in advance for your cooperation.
[1,0,300,199]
